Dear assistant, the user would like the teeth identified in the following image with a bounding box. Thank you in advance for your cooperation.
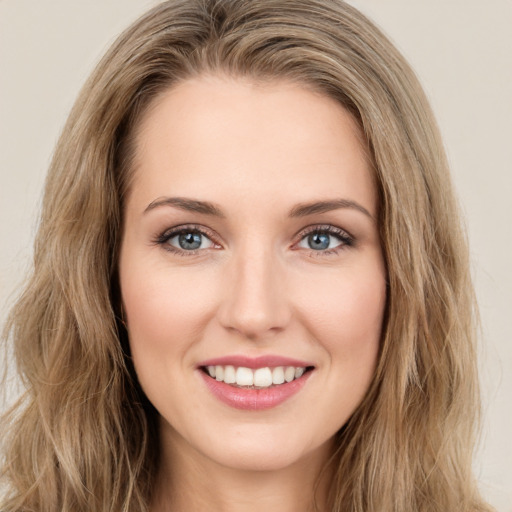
[272,366,285,385]
[206,365,309,388]
[254,367,273,387]
[224,365,236,384]
[236,367,254,386]
[284,366,295,382]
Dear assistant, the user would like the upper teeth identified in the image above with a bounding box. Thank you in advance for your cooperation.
[207,365,306,388]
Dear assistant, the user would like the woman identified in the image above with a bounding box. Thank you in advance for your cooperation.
[0,0,493,511]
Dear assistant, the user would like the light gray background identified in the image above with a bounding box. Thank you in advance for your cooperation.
[1,1,510,509]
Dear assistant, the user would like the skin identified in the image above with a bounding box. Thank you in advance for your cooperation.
[118,75,387,512]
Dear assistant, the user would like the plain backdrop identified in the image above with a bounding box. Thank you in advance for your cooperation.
[1,1,511,509]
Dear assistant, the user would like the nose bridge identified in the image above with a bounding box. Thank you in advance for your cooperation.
[219,237,290,339]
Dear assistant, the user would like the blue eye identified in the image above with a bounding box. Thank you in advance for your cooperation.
[155,224,352,256]
[297,227,352,253]
[158,228,216,253]
[175,232,203,250]
[306,233,333,250]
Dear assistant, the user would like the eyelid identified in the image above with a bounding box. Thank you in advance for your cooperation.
[298,223,351,235]
[293,224,354,243]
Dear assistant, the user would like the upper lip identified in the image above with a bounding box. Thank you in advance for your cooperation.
[197,355,315,369]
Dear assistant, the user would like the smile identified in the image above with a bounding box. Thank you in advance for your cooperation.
[197,356,315,410]
[202,365,310,388]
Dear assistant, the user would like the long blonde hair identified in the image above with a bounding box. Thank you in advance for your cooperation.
[1,1,492,511]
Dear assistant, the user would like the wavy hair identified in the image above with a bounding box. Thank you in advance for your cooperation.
[1,1,491,511]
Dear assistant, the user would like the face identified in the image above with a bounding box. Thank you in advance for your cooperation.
[119,75,387,473]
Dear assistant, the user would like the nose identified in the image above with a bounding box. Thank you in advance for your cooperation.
[217,244,291,341]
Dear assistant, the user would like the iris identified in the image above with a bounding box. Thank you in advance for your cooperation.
[179,232,202,250]
[308,233,331,250]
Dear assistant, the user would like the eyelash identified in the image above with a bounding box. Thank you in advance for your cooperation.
[153,224,354,257]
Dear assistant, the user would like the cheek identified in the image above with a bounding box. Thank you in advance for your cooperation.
[120,263,219,372]
[300,265,385,344]
[295,261,386,388]
[305,270,386,430]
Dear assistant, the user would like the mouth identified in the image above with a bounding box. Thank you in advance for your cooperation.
[197,356,315,410]
[200,364,315,389]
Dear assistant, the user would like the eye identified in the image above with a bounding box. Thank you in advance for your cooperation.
[155,225,218,255]
[296,226,353,253]
[169,231,214,251]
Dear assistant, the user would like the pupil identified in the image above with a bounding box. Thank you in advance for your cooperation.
[179,232,202,250]
[309,233,330,250]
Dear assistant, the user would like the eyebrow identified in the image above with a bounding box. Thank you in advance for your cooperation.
[144,197,226,217]
[289,199,373,220]
[144,196,373,220]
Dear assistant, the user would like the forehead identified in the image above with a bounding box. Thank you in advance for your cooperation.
[128,75,376,217]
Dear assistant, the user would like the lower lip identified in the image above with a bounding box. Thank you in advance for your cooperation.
[199,370,312,410]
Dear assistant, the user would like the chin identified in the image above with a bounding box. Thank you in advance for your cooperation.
[195,422,332,473]
[208,445,311,473]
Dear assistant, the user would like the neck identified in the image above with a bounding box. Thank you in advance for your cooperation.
[151,423,335,512]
